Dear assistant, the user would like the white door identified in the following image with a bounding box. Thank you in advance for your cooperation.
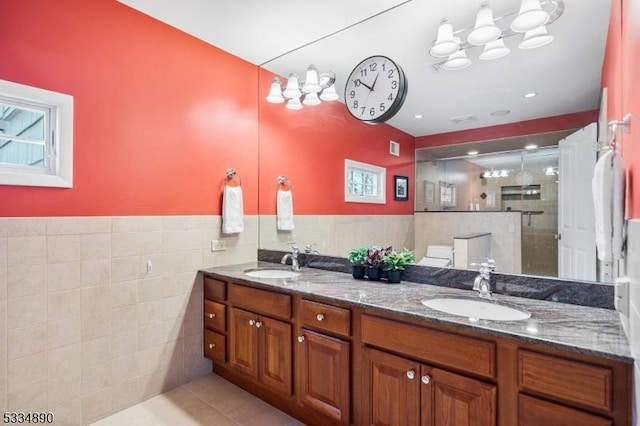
[558,123,597,280]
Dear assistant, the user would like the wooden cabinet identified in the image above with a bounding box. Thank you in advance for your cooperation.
[363,347,495,426]
[203,277,227,362]
[228,302,292,395]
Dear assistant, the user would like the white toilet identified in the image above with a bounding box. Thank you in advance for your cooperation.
[418,245,454,267]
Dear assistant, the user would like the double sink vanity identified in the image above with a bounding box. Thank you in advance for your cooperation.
[200,257,632,425]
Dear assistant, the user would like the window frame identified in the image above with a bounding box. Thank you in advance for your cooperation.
[0,79,73,188]
[344,159,386,204]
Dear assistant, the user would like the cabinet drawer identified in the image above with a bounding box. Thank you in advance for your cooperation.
[204,330,226,363]
[229,284,291,320]
[299,299,351,337]
[204,276,226,301]
[518,350,613,412]
[362,315,495,379]
[518,394,612,426]
[204,299,226,332]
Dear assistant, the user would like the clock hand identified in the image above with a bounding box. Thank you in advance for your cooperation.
[371,73,380,91]
[356,79,374,91]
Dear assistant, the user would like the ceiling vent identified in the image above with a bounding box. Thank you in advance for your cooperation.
[449,114,478,124]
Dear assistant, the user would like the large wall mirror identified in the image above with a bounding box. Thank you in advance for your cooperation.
[255,0,611,283]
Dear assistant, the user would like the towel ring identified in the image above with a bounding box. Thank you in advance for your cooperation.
[278,175,292,190]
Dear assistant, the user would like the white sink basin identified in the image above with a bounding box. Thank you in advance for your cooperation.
[422,297,531,321]
[244,269,300,279]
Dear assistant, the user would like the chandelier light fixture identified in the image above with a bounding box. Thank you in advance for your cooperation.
[429,0,564,71]
[266,65,339,110]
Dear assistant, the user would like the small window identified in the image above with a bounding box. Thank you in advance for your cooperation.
[345,159,386,204]
[0,79,73,188]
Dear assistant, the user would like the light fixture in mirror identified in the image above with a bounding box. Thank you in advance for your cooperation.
[467,2,501,46]
[511,0,551,33]
[430,19,459,57]
[518,26,554,49]
[266,67,338,109]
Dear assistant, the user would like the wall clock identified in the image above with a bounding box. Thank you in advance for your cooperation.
[344,55,408,124]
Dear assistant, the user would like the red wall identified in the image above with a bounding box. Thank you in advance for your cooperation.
[258,69,415,215]
[415,111,598,149]
[602,0,640,218]
[0,0,259,216]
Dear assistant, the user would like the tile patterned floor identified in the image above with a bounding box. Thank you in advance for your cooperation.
[90,374,305,426]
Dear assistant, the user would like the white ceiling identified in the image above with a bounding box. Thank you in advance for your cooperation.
[117,0,610,138]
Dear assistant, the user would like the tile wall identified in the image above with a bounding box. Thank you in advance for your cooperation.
[623,219,640,424]
[0,216,258,425]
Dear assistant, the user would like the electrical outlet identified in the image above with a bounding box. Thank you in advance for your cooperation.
[211,240,227,251]
[285,234,296,244]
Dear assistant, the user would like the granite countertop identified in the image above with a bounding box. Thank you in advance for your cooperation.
[201,261,632,363]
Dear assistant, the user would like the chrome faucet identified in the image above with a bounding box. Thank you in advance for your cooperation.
[304,244,320,255]
[281,246,300,271]
[473,259,495,299]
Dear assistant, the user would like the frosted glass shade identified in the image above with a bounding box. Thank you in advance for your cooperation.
[479,38,511,60]
[443,49,471,70]
[285,96,303,110]
[302,65,321,93]
[430,20,459,57]
[282,74,302,99]
[302,92,321,106]
[319,84,339,101]
[510,0,550,32]
[266,78,284,103]
[518,26,554,49]
[467,3,501,45]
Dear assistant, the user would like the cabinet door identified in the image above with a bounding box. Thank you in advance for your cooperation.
[229,307,259,379]
[421,366,496,426]
[363,347,420,426]
[259,316,292,395]
[297,329,350,424]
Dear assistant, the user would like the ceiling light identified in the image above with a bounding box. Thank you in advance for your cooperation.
[430,1,563,71]
[267,67,337,109]
[414,114,424,119]
[467,150,479,156]
[491,170,501,178]
[478,38,511,60]
[467,2,501,46]
[511,0,550,33]
[544,166,555,175]
[525,144,538,150]
[500,170,509,177]
[490,109,511,116]
[443,48,471,70]
[483,170,492,178]
[523,92,537,98]
[430,19,460,57]
[518,26,554,49]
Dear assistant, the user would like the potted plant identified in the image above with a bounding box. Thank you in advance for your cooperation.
[383,248,416,283]
[347,247,368,279]
[365,246,391,281]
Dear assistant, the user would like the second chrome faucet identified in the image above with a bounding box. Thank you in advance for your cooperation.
[281,246,300,271]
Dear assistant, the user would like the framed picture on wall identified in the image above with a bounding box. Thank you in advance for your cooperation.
[394,175,409,201]
[425,180,435,203]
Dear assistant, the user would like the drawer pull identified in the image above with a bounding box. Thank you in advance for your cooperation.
[297,335,305,343]
[255,321,263,328]
[208,313,215,319]
[208,343,215,349]
[406,370,415,380]
[316,314,325,322]
[421,375,431,385]
[248,319,256,326]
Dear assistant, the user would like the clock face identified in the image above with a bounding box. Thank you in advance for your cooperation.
[344,55,408,124]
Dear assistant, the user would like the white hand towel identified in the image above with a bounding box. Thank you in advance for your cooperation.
[222,185,244,234]
[592,150,614,261]
[612,153,625,260]
[277,189,295,231]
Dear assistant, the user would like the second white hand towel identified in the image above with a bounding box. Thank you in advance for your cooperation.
[612,153,625,260]
[222,185,244,234]
[277,189,295,231]
[592,150,614,261]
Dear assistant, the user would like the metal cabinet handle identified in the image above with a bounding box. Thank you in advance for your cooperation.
[255,321,263,328]
[316,314,325,322]
[297,335,305,343]
[208,313,215,319]
[406,370,415,380]
[421,375,431,385]
[208,343,215,350]
[248,319,256,326]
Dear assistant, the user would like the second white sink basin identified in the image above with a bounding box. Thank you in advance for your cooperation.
[244,269,300,279]
[422,297,531,321]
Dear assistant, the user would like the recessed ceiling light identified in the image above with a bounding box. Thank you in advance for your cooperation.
[490,109,511,116]
[414,114,423,119]
[467,150,479,156]
[525,144,538,150]
[523,92,537,98]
